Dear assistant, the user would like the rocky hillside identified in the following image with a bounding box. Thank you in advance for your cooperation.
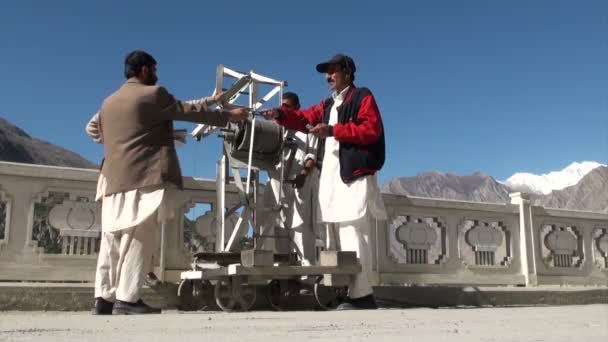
[381,171,512,204]
[0,116,96,168]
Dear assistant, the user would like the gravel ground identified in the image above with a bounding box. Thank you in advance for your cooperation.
[0,305,606,342]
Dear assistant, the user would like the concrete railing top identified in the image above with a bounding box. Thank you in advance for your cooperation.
[0,161,99,181]
[0,161,239,193]
[381,192,520,214]
[2,160,606,219]
[533,206,608,220]
[383,193,608,221]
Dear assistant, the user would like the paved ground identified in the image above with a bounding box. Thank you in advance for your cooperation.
[0,305,606,342]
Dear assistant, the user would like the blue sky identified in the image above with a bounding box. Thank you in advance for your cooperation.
[0,0,606,184]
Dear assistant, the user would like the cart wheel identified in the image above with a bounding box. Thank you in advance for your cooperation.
[214,277,256,312]
[313,276,348,310]
[177,279,206,311]
[266,279,297,311]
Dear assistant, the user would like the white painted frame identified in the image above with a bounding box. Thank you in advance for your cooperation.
[190,65,285,253]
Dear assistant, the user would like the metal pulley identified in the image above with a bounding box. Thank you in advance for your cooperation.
[235,119,284,155]
[223,119,285,170]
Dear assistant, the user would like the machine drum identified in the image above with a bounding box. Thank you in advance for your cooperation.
[234,120,284,156]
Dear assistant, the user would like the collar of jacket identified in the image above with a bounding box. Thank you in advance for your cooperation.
[332,85,351,101]
[126,77,142,84]
[330,85,357,107]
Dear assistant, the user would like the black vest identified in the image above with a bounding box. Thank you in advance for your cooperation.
[317,87,386,184]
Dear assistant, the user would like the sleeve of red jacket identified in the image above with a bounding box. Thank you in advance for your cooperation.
[275,100,325,132]
[333,94,383,145]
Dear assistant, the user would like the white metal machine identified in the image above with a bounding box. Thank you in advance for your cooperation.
[177,65,360,312]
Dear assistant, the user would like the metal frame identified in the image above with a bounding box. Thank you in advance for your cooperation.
[177,70,362,310]
[191,65,286,253]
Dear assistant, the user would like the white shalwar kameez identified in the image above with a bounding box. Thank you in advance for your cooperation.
[318,86,387,299]
[93,176,176,303]
[87,112,177,303]
[261,129,321,265]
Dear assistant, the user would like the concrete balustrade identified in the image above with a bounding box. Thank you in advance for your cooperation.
[1,161,606,287]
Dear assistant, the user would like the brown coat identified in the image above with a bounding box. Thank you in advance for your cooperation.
[99,78,228,194]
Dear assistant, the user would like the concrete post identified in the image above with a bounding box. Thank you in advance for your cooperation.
[510,192,537,286]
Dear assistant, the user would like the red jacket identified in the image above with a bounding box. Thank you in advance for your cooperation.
[277,86,385,183]
[277,86,383,145]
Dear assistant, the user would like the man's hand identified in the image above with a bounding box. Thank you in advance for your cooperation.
[289,173,307,189]
[308,123,333,138]
[228,107,250,122]
[262,108,282,120]
[212,91,224,104]
[288,159,316,189]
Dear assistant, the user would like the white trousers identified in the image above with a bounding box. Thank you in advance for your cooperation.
[325,212,375,299]
[260,170,321,265]
[289,170,321,265]
[94,213,157,303]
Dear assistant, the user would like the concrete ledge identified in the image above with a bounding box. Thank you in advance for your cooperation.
[1,282,606,311]
[0,282,167,311]
[374,285,608,308]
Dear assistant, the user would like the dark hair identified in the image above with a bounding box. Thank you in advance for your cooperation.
[343,59,356,82]
[345,68,355,82]
[282,92,300,106]
[124,50,157,79]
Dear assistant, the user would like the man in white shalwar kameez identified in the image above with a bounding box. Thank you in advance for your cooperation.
[264,54,386,310]
[86,94,223,312]
[260,92,321,266]
[88,50,248,315]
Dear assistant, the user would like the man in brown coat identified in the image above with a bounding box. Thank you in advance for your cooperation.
[93,50,249,315]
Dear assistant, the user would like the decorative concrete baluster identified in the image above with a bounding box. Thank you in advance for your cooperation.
[510,192,537,285]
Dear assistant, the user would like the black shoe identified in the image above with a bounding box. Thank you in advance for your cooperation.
[336,295,378,310]
[299,288,313,295]
[92,297,114,315]
[112,299,161,315]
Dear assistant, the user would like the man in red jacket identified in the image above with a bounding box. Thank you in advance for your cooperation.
[264,54,387,310]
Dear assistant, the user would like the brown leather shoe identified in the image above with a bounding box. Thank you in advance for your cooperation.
[112,299,161,315]
[92,297,114,315]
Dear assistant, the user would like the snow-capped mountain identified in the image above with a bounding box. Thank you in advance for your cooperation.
[382,161,608,213]
[538,166,608,212]
[502,161,605,195]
